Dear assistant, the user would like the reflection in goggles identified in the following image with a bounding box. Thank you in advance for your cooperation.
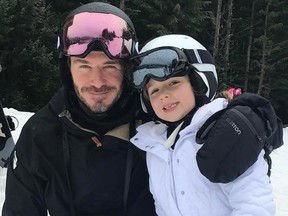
[61,12,135,59]
[130,47,190,89]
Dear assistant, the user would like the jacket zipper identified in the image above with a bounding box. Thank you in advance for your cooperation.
[59,110,98,135]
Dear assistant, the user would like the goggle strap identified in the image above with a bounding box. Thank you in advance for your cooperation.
[185,49,214,65]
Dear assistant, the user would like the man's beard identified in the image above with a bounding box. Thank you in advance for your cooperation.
[74,84,122,113]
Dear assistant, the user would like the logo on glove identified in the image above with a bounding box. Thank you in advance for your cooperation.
[225,117,241,135]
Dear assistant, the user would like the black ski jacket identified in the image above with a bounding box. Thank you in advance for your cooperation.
[2,88,156,216]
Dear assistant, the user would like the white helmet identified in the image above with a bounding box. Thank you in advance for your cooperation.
[136,34,218,115]
[140,34,217,99]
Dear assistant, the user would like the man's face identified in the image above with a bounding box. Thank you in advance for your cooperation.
[70,51,124,113]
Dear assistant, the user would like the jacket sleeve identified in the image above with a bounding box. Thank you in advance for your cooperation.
[2,122,47,216]
[220,150,276,216]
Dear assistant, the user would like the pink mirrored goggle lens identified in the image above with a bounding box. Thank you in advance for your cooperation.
[61,12,134,58]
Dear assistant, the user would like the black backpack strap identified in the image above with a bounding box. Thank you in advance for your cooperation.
[263,116,283,177]
[62,127,76,216]
[229,93,284,151]
[124,145,133,216]
[123,119,136,216]
[196,108,227,144]
[264,151,272,177]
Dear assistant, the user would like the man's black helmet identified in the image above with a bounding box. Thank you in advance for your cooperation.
[58,2,138,90]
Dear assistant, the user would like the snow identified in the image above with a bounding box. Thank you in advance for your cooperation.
[0,107,287,215]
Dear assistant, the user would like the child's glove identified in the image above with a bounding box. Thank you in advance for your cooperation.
[195,93,283,183]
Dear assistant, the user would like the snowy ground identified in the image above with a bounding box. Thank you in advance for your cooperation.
[0,108,287,215]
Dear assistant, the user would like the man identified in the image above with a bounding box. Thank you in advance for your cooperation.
[2,2,156,215]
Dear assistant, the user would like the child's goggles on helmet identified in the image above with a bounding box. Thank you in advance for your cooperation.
[129,46,192,89]
[60,12,135,59]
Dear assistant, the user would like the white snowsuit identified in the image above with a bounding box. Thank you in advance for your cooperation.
[131,98,275,216]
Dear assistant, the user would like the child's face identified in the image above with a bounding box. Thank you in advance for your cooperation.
[146,75,196,122]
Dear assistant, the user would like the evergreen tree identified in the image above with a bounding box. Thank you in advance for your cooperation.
[126,0,211,45]
[0,0,59,111]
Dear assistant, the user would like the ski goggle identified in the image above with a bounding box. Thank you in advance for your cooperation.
[128,46,191,89]
[59,12,135,59]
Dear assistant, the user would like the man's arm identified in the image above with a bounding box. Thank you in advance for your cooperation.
[2,125,47,216]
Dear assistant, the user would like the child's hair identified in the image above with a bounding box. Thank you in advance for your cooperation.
[215,90,231,100]
[215,88,242,102]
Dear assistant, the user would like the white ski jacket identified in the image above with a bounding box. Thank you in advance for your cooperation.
[131,98,275,216]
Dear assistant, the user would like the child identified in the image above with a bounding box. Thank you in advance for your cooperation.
[129,35,275,216]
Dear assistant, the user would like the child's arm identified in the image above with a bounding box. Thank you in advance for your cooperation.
[220,150,275,215]
[149,183,167,216]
